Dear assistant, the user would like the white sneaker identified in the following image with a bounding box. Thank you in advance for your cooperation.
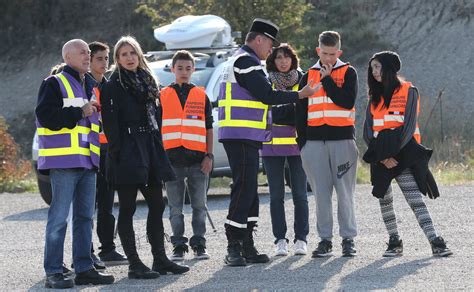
[275,239,289,256]
[294,240,307,255]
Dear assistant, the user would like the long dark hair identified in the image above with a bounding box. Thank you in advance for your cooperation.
[368,57,402,108]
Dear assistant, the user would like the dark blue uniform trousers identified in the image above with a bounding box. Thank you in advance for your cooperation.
[222,141,260,240]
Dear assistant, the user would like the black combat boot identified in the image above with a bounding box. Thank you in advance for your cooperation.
[225,240,247,266]
[149,231,190,275]
[224,225,246,266]
[242,223,270,264]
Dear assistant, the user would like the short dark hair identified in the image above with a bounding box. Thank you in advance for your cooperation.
[172,50,195,67]
[318,31,341,49]
[266,44,299,72]
[88,41,109,58]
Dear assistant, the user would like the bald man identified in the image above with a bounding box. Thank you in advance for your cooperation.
[36,39,114,288]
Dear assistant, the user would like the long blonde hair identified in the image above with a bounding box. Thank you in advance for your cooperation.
[113,36,158,85]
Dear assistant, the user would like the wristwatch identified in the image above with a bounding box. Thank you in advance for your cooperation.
[205,153,214,160]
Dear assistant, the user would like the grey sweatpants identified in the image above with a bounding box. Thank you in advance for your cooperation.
[301,139,358,241]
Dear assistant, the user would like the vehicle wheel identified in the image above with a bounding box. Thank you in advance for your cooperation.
[38,179,52,205]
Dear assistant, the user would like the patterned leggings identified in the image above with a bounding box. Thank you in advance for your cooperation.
[379,169,437,241]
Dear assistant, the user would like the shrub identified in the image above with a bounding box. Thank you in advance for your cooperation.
[0,116,32,193]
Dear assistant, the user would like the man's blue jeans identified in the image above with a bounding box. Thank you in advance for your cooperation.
[263,156,309,243]
[44,168,96,275]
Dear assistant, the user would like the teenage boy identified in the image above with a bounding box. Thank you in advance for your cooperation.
[160,50,213,261]
[87,41,127,266]
[296,31,359,257]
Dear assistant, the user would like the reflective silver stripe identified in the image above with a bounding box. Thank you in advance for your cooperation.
[234,65,263,74]
[182,119,206,127]
[373,119,384,126]
[247,217,258,222]
[225,219,247,229]
[162,118,182,126]
[309,110,354,119]
[63,98,87,108]
[307,96,335,106]
[162,132,181,141]
[308,96,325,105]
[162,119,206,128]
[308,111,324,119]
[182,133,206,143]
[323,110,355,118]
[384,115,404,123]
[414,128,420,135]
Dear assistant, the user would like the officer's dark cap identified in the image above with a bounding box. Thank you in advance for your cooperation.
[249,18,280,46]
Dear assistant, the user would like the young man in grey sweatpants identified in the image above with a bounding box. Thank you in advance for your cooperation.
[296,31,359,257]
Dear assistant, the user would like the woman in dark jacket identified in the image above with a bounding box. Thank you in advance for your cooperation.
[363,51,452,257]
[263,44,309,256]
[101,36,189,279]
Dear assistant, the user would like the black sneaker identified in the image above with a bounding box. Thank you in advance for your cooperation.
[342,238,357,257]
[62,263,74,277]
[74,268,115,285]
[383,235,403,257]
[92,253,107,270]
[193,245,210,260]
[45,273,74,289]
[170,245,188,261]
[312,240,333,257]
[431,236,453,257]
[99,250,128,266]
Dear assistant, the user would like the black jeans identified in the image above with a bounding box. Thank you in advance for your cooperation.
[116,183,165,256]
[223,141,260,240]
[95,147,117,256]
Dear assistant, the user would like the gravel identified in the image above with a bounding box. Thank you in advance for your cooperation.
[0,183,473,291]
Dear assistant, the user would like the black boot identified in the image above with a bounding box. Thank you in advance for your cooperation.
[224,225,246,266]
[225,240,247,266]
[149,232,190,275]
[128,255,160,279]
[119,227,159,279]
[242,223,269,264]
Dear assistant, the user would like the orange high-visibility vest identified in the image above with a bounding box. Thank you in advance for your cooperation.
[307,65,355,127]
[92,87,108,144]
[370,81,421,143]
[161,86,207,152]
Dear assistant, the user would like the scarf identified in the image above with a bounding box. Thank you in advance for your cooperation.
[268,69,299,90]
[120,68,160,130]
[120,68,160,104]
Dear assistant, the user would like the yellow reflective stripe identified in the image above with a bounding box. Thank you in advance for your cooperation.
[57,73,74,98]
[225,82,232,123]
[219,119,266,129]
[263,137,297,145]
[90,143,100,155]
[292,84,299,91]
[39,147,91,156]
[218,99,268,110]
[91,123,100,133]
[219,82,268,129]
[37,126,91,136]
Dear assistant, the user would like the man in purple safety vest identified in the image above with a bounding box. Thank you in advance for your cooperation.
[36,39,114,289]
[217,19,321,266]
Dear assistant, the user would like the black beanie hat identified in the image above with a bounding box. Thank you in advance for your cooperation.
[370,51,401,73]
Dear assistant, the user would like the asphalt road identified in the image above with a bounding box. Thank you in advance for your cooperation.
[0,184,473,291]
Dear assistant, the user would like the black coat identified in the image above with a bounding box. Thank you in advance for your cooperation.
[100,71,175,187]
[363,127,440,199]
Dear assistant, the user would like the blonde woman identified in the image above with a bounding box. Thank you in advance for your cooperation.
[101,36,189,279]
